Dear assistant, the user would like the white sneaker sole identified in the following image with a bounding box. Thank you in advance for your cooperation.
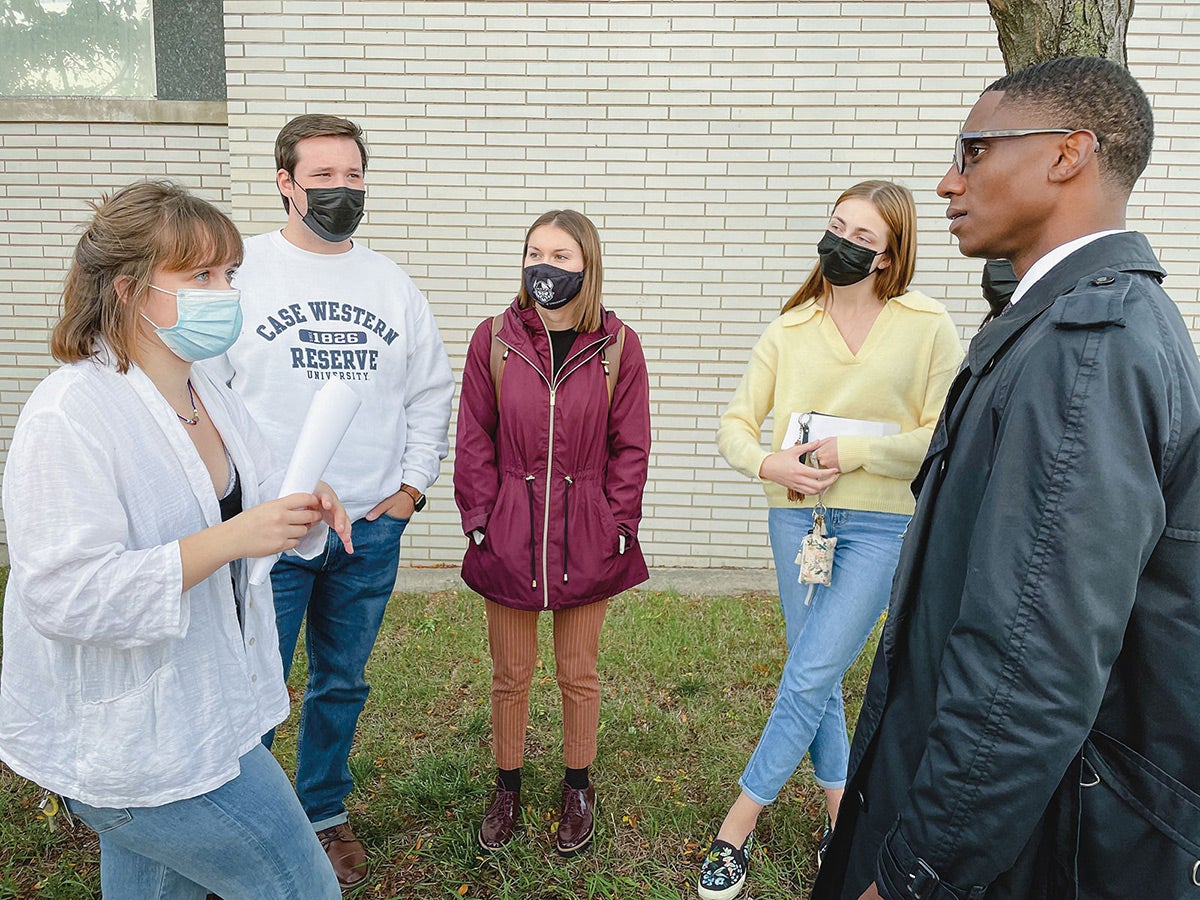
[697,871,747,900]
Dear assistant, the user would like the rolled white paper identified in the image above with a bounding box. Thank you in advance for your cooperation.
[248,379,363,585]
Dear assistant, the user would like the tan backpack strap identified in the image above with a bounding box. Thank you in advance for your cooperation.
[489,313,508,407]
[600,326,627,408]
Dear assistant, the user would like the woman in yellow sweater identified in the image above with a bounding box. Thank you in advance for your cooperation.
[698,181,962,900]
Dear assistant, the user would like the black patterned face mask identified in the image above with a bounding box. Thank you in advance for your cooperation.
[524,263,584,310]
[817,230,880,286]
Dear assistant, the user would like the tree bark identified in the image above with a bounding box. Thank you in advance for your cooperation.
[987,0,1135,71]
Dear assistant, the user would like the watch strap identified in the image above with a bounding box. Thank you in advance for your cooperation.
[399,484,426,512]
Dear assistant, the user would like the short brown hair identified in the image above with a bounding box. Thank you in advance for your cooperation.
[275,114,369,212]
[51,181,243,373]
[783,180,918,313]
[515,210,605,334]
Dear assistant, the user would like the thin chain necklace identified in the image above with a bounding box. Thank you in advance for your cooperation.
[177,379,200,426]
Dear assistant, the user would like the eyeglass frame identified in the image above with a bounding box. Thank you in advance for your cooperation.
[953,128,1101,174]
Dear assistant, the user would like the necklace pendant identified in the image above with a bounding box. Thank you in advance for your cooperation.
[176,378,200,426]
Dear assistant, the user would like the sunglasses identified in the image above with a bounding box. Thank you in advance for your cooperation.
[953,128,1101,174]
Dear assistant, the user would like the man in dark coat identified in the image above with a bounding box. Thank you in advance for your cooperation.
[812,56,1200,900]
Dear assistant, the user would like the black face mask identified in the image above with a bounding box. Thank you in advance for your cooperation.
[817,230,880,286]
[981,259,1018,316]
[523,263,584,310]
[294,182,365,243]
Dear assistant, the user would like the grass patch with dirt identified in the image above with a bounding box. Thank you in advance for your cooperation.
[0,579,881,899]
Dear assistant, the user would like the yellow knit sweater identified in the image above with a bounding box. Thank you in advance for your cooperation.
[718,290,963,514]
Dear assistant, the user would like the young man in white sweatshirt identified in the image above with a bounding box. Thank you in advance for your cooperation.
[209,114,454,888]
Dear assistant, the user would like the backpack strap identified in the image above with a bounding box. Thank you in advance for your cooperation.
[489,313,508,407]
[598,325,627,409]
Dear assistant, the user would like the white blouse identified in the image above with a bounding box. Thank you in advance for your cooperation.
[0,353,325,808]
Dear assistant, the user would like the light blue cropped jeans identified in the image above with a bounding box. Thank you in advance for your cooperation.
[739,506,908,806]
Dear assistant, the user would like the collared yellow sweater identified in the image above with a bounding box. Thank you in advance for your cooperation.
[718,290,963,514]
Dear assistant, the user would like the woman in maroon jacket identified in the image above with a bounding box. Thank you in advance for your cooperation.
[454,209,650,855]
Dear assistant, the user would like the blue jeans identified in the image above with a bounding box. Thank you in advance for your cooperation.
[266,513,407,829]
[63,744,339,900]
[739,506,908,805]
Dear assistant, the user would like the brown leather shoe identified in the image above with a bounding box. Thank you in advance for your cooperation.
[316,822,367,889]
[478,778,520,851]
[555,782,596,854]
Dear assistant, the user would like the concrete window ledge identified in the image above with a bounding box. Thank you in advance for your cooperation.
[0,98,227,125]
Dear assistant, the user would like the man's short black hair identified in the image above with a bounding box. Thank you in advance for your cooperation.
[986,56,1153,193]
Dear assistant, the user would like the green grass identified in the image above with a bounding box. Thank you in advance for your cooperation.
[0,578,881,899]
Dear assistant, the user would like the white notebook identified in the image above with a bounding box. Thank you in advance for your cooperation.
[782,411,900,450]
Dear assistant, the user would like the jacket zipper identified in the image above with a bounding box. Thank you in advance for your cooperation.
[542,385,556,606]
[498,331,614,608]
[562,476,573,583]
[525,475,537,588]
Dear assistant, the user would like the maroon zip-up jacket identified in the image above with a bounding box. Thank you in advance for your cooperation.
[454,300,650,610]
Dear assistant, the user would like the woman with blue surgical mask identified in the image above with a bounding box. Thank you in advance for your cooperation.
[0,181,353,899]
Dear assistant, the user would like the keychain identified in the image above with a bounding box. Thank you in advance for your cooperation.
[795,499,836,605]
[37,790,75,832]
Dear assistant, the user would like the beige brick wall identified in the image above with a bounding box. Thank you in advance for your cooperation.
[3,2,1198,568]
[222,0,1200,568]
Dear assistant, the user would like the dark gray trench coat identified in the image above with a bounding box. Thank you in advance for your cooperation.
[812,232,1200,900]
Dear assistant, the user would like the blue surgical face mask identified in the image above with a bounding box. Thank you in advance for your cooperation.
[142,286,243,362]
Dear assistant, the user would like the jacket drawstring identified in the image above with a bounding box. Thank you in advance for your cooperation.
[525,475,537,588]
[563,476,573,582]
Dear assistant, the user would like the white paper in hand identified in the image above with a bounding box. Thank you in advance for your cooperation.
[248,379,363,585]
[782,411,900,449]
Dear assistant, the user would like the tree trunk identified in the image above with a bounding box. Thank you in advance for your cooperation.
[987,0,1135,70]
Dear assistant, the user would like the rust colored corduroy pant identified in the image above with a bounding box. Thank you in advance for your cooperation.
[485,598,608,770]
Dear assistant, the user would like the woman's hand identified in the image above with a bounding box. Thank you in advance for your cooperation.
[313,480,354,554]
[759,439,841,494]
[811,436,840,471]
[180,492,324,591]
[230,493,325,558]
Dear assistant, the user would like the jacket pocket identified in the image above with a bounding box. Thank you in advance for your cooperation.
[1076,731,1200,899]
[78,662,208,801]
[590,487,621,559]
[462,475,536,602]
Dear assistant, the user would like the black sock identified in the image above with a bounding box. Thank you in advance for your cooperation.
[498,767,521,793]
[565,766,589,790]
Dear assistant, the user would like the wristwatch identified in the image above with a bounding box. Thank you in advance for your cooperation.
[399,484,426,512]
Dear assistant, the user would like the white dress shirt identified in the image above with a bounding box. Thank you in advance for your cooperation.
[1009,230,1126,308]
[0,352,324,808]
